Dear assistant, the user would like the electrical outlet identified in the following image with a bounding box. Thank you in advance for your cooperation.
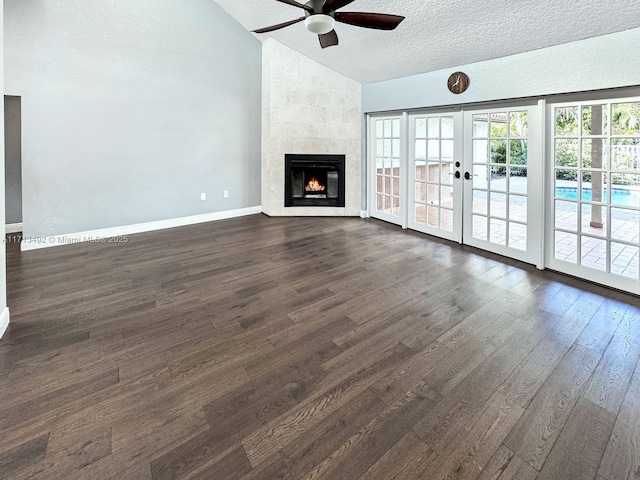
[223,190,229,199]
[200,193,206,201]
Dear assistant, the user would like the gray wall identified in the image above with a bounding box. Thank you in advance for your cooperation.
[4,0,262,238]
[4,96,22,225]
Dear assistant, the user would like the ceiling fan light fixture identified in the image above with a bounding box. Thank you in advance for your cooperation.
[305,14,335,35]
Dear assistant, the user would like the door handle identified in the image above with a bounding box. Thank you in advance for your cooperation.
[449,171,461,179]
[464,172,471,180]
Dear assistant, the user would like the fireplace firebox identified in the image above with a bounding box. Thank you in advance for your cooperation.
[285,154,345,207]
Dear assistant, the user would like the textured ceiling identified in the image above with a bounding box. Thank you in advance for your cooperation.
[213,0,640,84]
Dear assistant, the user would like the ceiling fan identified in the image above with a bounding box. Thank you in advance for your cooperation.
[252,0,405,49]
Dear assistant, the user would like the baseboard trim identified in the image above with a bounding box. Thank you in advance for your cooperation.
[0,307,9,339]
[360,210,369,219]
[6,223,22,234]
[20,206,263,252]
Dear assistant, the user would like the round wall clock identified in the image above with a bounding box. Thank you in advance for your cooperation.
[447,72,470,94]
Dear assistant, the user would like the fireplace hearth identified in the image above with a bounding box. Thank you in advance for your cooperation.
[285,154,345,207]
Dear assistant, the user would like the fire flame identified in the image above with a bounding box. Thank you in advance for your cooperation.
[305,176,326,192]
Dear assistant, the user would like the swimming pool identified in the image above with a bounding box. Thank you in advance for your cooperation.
[556,187,640,207]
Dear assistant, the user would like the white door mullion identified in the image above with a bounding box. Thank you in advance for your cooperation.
[401,112,409,229]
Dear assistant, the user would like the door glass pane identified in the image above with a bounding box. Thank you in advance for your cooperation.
[612,102,640,136]
[415,161,426,181]
[490,166,507,191]
[490,192,507,218]
[441,117,454,138]
[509,195,527,223]
[415,182,425,203]
[473,191,487,215]
[611,139,640,172]
[582,105,608,135]
[510,112,528,138]
[509,168,527,194]
[428,118,439,138]
[582,139,609,170]
[611,243,639,279]
[491,140,507,164]
[581,204,608,237]
[384,120,392,137]
[441,186,453,208]
[392,139,401,159]
[428,140,440,160]
[473,115,489,137]
[489,218,507,245]
[441,209,454,232]
[490,113,508,137]
[473,215,488,240]
[416,118,427,138]
[415,140,426,160]
[555,107,579,136]
[415,204,426,224]
[509,140,527,165]
[441,163,453,185]
[581,237,606,271]
[473,140,489,163]
[610,174,640,208]
[509,223,527,251]
[555,201,578,230]
[441,140,454,161]
[392,119,401,137]
[473,165,488,189]
[427,206,439,227]
[611,208,639,243]
[555,139,579,169]
[427,184,439,205]
[555,232,578,263]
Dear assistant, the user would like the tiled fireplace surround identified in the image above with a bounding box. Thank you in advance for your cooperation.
[261,40,362,217]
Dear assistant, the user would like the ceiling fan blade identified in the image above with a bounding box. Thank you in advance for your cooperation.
[335,12,405,30]
[319,30,339,48]
[253,16,305,33]
[276,0,314,13]
[323,0,356,12]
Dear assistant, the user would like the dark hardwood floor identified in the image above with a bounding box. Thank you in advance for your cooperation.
[1,214,639,479]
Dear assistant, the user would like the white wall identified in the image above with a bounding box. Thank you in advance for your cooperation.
[363,28,640,113]
[4,0,262,239]
[262,39,362,216]
[0,2,9,339]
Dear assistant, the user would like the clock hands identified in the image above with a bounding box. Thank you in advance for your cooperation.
[452,75,461,88]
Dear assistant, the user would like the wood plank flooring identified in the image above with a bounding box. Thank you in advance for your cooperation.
[1,214,640,479]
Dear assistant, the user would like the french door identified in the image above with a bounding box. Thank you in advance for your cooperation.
[408,112,463,241]
[463,105,543,265]
[404,104,542,265]
[547,97,640,293]
[370,115,404,226]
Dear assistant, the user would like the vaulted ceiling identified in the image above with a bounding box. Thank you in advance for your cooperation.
[213,0,640,84]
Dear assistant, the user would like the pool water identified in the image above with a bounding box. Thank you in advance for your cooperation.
[556,187,640,207]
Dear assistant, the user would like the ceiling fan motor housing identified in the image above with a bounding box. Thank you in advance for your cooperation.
[305,14,336,34]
